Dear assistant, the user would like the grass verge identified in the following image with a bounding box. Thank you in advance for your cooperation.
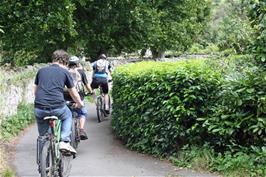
[0,103,35,176]
[170,144,266,177]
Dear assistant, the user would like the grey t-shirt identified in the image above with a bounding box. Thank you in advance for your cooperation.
[34,64,74,109]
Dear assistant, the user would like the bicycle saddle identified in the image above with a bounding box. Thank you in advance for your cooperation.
[43,116,58,121]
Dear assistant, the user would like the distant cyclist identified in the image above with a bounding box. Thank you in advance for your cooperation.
[65,55,93,140]
[33,49,84,155]
[91,54,112,114]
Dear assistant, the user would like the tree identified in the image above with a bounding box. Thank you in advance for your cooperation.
[0,0,211,65]
[72,0,146,59]
[0,0,76,65]
[144,0,211,58]
[248,0,266,67]
[73,0,210,59]
[201,0,254,53]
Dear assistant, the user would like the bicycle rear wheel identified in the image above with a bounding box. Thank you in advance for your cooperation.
[103,95,111,117]
[96,97,104,122]
[40,141,53,177]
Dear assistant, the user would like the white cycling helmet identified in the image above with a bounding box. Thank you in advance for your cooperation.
[69,55,80,65]
[99,54,107,59]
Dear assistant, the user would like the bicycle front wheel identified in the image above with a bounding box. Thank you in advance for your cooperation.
[59,154,72,177]
[70,118,79,149]
[40,141,53,177]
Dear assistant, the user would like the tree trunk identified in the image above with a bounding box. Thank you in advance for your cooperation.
[151,49,165,59]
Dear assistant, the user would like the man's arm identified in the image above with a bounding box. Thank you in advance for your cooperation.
[85,83,93,93]
[68,87,84,107]
[33,84,37,97]
[79,69,93,93]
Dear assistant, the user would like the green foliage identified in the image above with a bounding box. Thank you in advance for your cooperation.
[248,0,266,67]
[74,0,211,58]
[143,0,211,56]
[2,168,15,177]
[199,55,265,148]
[215,15,254,53]
[0,0,211,64]
[0,25,3,34]
[187,43,219,54]
[111,55,265,176]
[0,104,34,139]
[170,144,266,177]
[202,0,254,53]
[0,0,77,65]
[170,144,216,171]
[0,69,36,88]
[112,59,222,156]
[11,50,39,66]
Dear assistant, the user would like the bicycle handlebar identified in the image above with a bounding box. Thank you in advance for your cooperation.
[84,92,93,96]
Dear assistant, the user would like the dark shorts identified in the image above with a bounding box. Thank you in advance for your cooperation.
[91,77,108,94]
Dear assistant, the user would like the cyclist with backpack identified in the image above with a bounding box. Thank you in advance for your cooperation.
[91,54,112,114]
[34,49,83,155]
[65,55,93,140]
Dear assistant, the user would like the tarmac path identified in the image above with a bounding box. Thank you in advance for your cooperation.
[13,103,219,177]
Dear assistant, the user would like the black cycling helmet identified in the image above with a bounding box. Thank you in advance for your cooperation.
[69,55,80,66]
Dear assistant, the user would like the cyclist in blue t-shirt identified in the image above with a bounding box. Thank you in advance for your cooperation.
[91,54,112,114]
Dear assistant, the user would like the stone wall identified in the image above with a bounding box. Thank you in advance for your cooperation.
[0,80,34,119]
[0,65,41,123]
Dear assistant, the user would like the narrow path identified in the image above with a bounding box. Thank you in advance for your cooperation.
[13,103,219,177]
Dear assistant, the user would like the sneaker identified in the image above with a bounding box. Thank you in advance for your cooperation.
[59,141,77,155]
[80,129,88,140]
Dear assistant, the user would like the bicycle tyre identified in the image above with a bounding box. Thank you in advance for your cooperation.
[96,97,104,122]
[59,154,72,177]
[108,95,111,111]
[70,118,78,149]
[40,141,53,177]
[103,95,111,117]
[75,119,80,145]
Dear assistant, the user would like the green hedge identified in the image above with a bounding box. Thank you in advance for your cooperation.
[112,59,223,156]
[200,66,266,148]
[112,57,265,155]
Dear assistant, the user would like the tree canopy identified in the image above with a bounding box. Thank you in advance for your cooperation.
[0,0,211,65]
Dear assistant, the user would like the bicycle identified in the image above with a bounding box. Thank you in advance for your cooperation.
[37,116,72,177]
[66,101,80,150]
[94,86,111,123]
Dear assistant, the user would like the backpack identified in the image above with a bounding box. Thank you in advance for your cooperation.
[95,59,107,73]
[69,68,84,93]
